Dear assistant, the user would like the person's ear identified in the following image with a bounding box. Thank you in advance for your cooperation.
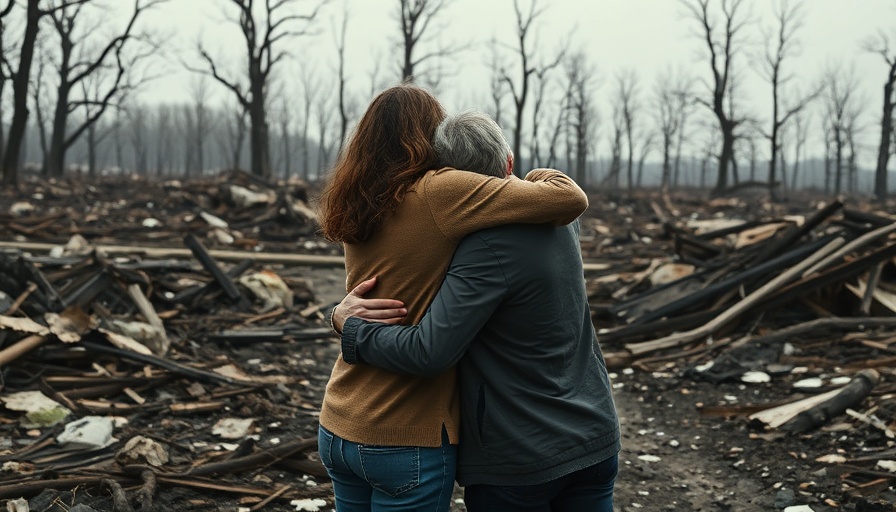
[506,154,514,177]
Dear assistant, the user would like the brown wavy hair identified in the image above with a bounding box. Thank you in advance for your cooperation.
[318,84,446,243]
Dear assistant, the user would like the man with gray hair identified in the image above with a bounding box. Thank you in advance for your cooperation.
[433,110,513,179]
[333,109,620,512]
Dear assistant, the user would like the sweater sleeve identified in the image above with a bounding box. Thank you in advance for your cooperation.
[341,233,507,378]
[423,168,587,243]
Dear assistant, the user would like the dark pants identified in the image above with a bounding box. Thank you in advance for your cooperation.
[463,454,618,512]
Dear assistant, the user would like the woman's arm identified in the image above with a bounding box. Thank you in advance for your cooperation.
[424,168,587,242]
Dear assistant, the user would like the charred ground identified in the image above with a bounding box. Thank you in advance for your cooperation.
[0,174,894,511]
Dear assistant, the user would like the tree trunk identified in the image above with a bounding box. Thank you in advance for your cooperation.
[716,122,734,192]
[87,123,97,175]
[2,0,41,188]
[47,80,72,177]
[874,72,895,201]
[248,91,270,178]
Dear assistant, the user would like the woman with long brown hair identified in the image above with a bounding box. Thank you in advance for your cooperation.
[316,83,587,511]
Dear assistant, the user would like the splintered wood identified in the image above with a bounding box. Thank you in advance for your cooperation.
[0,172,340,509]
[584,193,896,502]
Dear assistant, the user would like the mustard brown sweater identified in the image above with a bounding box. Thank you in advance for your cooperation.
[318,167,588,447]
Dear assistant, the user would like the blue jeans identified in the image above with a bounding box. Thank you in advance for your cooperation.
[463,454,618,512]
[318,425,457,512]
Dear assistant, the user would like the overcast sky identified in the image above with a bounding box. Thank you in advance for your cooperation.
[122,0,893,162]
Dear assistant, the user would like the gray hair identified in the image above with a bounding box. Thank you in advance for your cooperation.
[433,110,511,178]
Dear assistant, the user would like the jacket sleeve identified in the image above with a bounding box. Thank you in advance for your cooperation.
[424,168,587,243]
[341,233,507,378]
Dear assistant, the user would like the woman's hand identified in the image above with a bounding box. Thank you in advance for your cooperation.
[331,276,407,333]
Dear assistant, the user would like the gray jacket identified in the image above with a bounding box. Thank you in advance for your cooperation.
[341,221,620,486]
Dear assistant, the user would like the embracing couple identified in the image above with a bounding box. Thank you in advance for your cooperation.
[316,83,620,512]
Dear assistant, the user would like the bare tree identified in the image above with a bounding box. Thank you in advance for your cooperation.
[366,50,387,100]
[789,108,809,190]
[500,0,565,176]
[333,4,350,153]
[275,96,293,177]
[396,0,459,85]
[316,87,335,177]
[154,104,174,176]
[563,52,598,186]
[297,63,318,179]
[41,0,159,177]
[128,102,148,173]
[680,0,749,194]
[654,68,692,193]
[187,75,212,175]
[487,42,506,127]
[864,30,896,201]
[758,0,818,200]
[0,2,14,164]
[822,65,861,195]
[616,69,640,194]
[673,80,696,189]
[194,0,327,178]
[2,0,91,187]
[605,104,625,189]
[529,60,563,168]
[635,130,655,188]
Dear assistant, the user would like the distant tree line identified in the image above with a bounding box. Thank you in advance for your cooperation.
[1,0,895,201]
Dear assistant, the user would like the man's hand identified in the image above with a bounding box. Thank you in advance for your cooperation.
[331,276,407,333]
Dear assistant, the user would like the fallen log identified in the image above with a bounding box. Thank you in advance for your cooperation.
[781,369,880,433]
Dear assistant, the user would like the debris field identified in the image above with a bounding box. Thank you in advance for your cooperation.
[0,174,895,511]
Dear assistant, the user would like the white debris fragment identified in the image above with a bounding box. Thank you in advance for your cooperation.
[57,416,116,450]
[793,378,823,389]
[290,498,328,511]
[142,218,162,228]
[815,454,847,464]
[741,371,771,383]
[5,497,29,512]
[213,418,255,440]
[637,455,661,463]
[199,211,229,228]
[10,201,36,217]
[0,391,70,427]
[694,361,714,372]
[876,460,896,473]
[783,506,815,512]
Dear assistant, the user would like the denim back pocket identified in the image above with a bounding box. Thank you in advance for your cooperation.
[317,425,335,469]
[358,445,420,497]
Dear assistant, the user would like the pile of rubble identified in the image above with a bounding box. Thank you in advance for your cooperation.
[583,193,896,506]
[0,173,345,511]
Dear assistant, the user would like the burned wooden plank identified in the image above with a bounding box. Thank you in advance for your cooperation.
[629,235,835,325]
[184,234,252,309]
[172,258,254,305]
[746,198,843,266]
[625,237,845,356]
[80,335,242,387]
[764,241,896,312]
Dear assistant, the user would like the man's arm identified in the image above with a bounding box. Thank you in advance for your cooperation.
[340,233,507,378]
